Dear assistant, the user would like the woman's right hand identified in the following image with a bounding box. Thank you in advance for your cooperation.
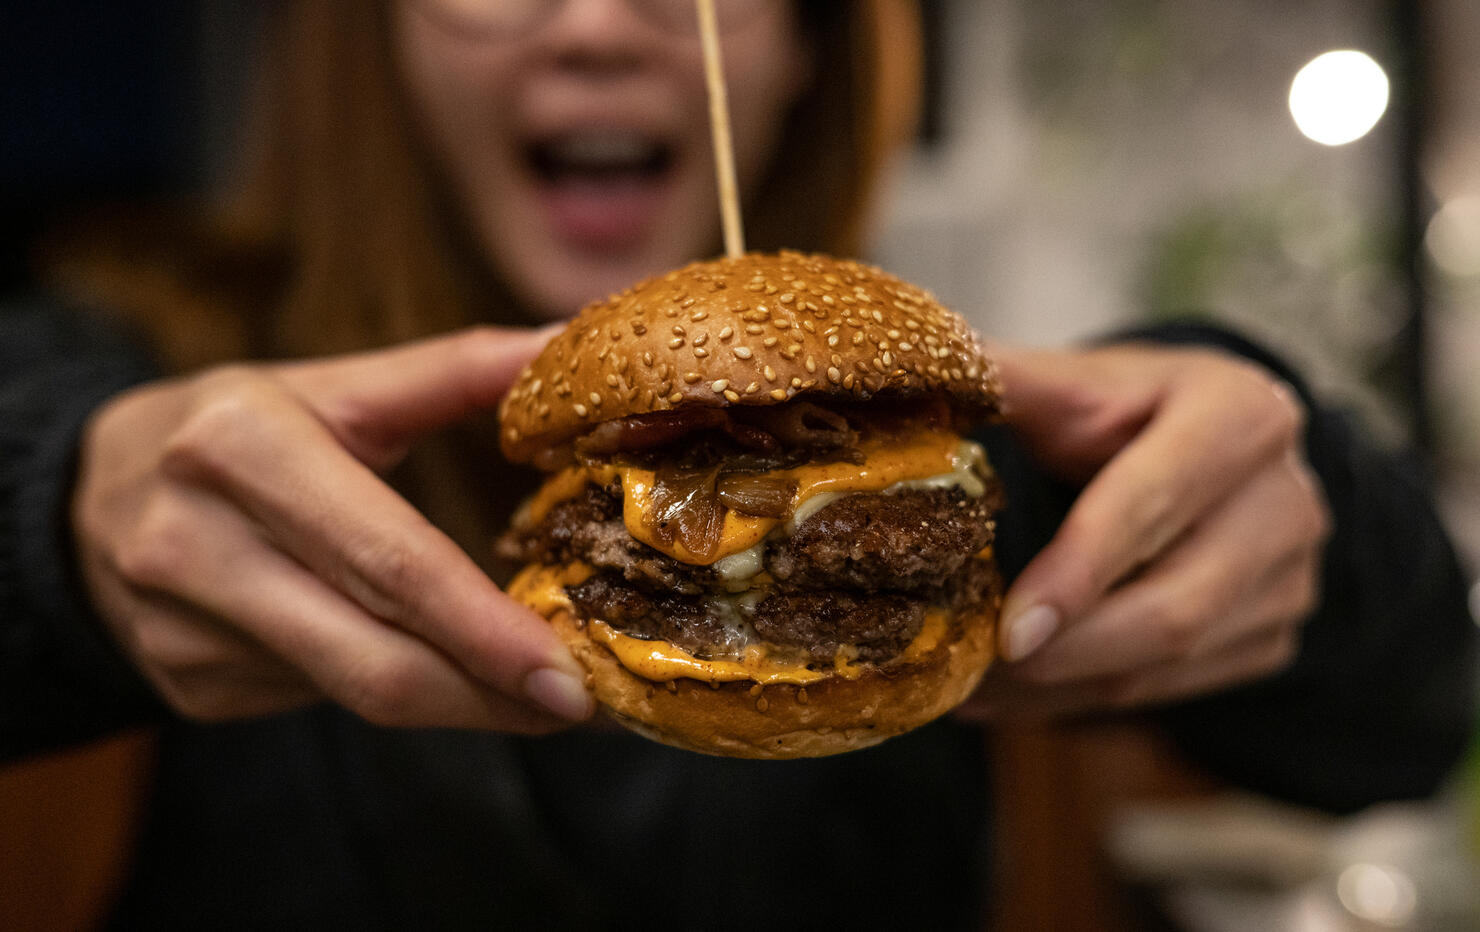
[72,327,594,732]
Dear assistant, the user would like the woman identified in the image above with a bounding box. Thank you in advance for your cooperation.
[2,0,1473,928]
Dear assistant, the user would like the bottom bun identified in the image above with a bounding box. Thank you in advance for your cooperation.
[545,596,999,760]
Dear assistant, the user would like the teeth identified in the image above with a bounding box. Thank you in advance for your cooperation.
[544,132,661,169]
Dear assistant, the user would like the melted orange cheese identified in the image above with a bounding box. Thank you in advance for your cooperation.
[588,621,827,686]
[506,562,592,616]
[507,563,953,687]
[523,428,966,565]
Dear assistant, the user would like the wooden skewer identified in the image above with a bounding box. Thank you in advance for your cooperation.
[696,0,745,259]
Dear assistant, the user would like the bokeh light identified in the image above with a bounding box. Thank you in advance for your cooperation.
[1289,50,1390,146]
[1425,197,1480,279]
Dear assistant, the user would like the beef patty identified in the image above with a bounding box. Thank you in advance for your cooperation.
[500,480,1002,663]
[566,560,999,664]
[499,483,1000,596]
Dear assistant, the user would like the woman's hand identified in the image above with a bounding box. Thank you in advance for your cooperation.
[73,326,593,731]
[960,342,1331,720]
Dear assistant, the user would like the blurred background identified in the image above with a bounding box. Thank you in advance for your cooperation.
[4,0,1478,929]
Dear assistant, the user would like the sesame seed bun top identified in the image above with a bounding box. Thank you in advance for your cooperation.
[498,251,1001,465]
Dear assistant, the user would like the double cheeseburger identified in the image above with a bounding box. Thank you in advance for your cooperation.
[498,252,1003,758]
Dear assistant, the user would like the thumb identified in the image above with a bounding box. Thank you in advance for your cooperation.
[276,324,563,468]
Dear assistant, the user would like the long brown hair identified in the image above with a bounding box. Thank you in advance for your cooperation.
[45,0,922,556]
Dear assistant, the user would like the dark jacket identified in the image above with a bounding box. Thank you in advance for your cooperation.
[2,298,1475,930]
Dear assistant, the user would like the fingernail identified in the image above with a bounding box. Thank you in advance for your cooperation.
[523,667,593,721]
[1004,604,1060,661]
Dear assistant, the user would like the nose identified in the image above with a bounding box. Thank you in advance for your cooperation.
[538,0,664,74]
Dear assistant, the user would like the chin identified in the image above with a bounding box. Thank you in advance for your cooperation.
[497,251,1004,759]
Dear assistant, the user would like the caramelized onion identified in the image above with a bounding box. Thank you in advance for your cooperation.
[648,465,725,562]
[717,474,797,518]
[753,401,857,451]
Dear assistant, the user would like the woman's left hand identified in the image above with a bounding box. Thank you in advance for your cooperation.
[958,342,1331,720]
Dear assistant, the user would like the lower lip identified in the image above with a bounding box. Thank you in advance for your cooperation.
[536,174,671,253]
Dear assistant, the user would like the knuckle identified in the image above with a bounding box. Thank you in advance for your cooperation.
[345,538,429,623]
[342,653,427,726]
[160,368,280,483]
[114,496,197,590]
[1149,602,1207,662]
[1220,359,1306,454]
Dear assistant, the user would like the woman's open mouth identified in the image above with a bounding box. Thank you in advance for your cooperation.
[525,129,679,251]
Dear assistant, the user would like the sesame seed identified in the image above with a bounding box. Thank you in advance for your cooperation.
[573,403,589,417]
[672,325,685,336]
[852,331,864,345]
[804,356,817,373]
[827,366,843,383]
[779,292,796,304]
[724,389,741,402]
[801,319,816,333]
[668,391,684,404]
[791,377,803,388]
[690,309,708,321]
[681,296,696,308]
[733,346,753,359]
[899,342,914,352]
[669,337,685,349]
[769,388,788,401]
[589,392,602,405]
[711,379,729,393]
[745,382,759,393]
[762,336,779,348]
[684,371,702,384]
[827,334,839,347]
[763,365,777,381]
[693,332,708,347]
[718,325,734,341]
[843,373,856,390]
[694,346,709,358]
[755,697,769,713]
[632,323,647,335]
[745,324,765,335]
